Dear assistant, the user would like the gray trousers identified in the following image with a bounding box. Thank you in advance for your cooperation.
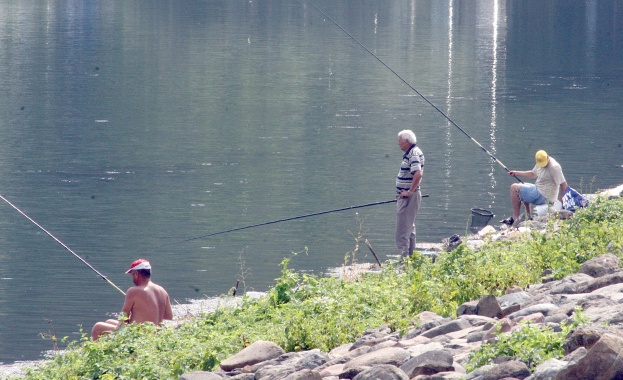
[395,191,421,257]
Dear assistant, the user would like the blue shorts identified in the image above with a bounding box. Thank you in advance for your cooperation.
[519,184,547,205]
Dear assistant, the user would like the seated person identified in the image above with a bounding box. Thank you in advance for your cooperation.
[501,150,567,226]
[91,259,173,340]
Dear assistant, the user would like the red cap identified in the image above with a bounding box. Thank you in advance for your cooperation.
[125,259,151,274]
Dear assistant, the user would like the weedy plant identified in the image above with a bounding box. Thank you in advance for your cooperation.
[232,247,252,296]
[20,197,623,380]
[39,319,66,353]
[466,306,590,371]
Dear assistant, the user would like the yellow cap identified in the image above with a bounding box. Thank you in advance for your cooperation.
[535,150,548,168]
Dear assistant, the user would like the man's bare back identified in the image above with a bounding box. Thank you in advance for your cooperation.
[122,282,173,325]
[91,259,173,340]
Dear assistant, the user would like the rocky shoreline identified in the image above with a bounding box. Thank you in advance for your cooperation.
[176,252,623,380]
[3,185,622,380]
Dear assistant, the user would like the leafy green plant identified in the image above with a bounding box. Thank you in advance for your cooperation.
[466,307,589,371]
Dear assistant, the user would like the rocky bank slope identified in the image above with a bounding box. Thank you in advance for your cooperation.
[178,252,623,380]
[176,185,623,380]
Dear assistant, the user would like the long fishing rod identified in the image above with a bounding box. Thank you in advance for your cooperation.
[304,0,522,183]
[0,194,126,296]
[162,195,429,246]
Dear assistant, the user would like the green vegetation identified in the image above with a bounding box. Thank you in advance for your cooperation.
[466,306,589,371]
[21,198,623,379]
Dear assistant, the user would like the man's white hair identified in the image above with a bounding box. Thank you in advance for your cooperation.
[398,130,417,144]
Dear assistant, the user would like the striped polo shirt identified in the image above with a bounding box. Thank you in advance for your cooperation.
[396,144,424,193]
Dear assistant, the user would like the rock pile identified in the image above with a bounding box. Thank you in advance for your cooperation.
[180,252,623,380]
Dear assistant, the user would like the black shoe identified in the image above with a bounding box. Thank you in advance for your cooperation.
[500,217,514,226]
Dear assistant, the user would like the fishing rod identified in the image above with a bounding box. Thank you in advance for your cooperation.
[304,0,522,183]
[162,195,429,246]
[0,194,126,296]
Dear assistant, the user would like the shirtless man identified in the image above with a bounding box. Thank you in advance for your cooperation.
[91,259,173,340]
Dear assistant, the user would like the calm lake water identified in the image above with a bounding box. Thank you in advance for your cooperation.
[0,0,621,363]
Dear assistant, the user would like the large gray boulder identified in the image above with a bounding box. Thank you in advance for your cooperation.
[481,360,530,380]
[254,364,296,380]
[421,319,472,339]
[350,327,398,350]
[507,303,559,319]
[477,295,504,319]
[555,333,623,380]
[352,364,409,380]
[403,317,451,340]
[253,351,330,379]
[339,366,370,379]
[219,340,285,372]
[281,369,321,380]
[399,349,454,378]
[563,325,610,354]
[343,347,410,370]
[548,273,595,295]
[456,300,479,316]
[497,291,532,308]
[579,254,620,278]
[525,358,567,380]
[575,271,623,294]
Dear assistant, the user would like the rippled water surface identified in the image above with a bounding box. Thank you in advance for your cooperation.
[0,0,621,362]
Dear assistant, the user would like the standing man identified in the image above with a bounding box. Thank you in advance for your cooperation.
[395,130,425,259]
[501,150,567,226]
[91,259,173,340]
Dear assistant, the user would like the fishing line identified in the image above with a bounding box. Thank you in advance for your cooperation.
[159,195,429,246]
[0,194,126,296]
[304,0,522,183]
